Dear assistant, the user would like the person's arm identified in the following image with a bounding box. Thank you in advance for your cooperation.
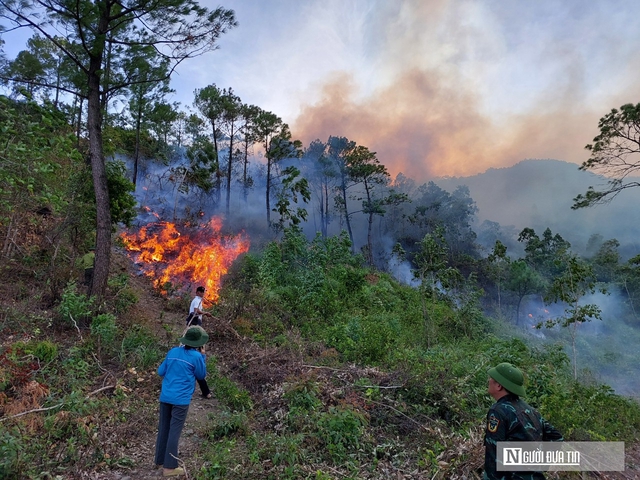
[157,357,168,377]
[541,416,564,441]
[484,407,512,480]
[194,349,207,380]
[194,299,212,317]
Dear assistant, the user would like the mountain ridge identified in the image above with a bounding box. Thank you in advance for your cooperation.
[434,159,640,256]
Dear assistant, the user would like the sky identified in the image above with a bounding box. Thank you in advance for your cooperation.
[4,0,640,181]
[170,0,640,181]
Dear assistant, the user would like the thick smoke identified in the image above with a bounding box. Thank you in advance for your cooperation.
[280,0,640,181]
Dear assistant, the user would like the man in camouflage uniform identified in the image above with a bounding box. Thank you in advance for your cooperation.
[484,362,563,480]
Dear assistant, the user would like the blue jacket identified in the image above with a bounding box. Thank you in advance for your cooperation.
[157,346,207,405]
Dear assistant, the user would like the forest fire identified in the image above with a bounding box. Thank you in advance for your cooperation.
[120,218,249,301]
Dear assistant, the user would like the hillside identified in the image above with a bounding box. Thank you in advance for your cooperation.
[435,159,640,256]
[2,236,640,478]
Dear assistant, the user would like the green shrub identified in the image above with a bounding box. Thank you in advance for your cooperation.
[210,375,253,412]
[107,274,139,314]
[198,438,237,479]
[284,378,322,411]
[325,313,400,364]
[56,282,93,325]
[91,313,117,348]
[119,325,162,369]
[0,428,27,479]
[63,347,96,382]
[206,410,250,440]
[25,340,58,363]
[315,406,368,462]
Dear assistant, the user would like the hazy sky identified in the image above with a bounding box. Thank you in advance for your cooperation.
[5,0,640,181]
[170,0,640,181]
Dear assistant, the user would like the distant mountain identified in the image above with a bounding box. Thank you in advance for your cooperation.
[434,159,640,257]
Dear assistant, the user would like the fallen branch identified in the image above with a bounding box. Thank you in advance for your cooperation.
[367,398,433,433]
[86,385,116,397]
[246,349,280,363]
[68,313,84,342]
[354,384,404,390]
[0,403,63,422]
[302,364,346,372]
[1,385,116,421]
[171,453,190,479]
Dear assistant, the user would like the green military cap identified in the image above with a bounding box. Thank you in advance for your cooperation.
[488,362,526,396]
[179,327,209,347]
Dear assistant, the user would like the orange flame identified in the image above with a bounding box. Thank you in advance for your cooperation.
[120,218,249,301]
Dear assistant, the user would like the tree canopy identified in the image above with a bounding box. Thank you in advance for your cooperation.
[0,0,237,300]
[573,103,640,209]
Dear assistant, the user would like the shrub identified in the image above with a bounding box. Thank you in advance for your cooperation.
[107,274,138,314]
[325,313,400,364]
[25,340,58,363]
[206,357,253,411]
[56,282,93,326]
[206,410,250,440]
[0,428,27,479]
[315,406,368,462]
[90,313,117,352]
[119,325,162,369]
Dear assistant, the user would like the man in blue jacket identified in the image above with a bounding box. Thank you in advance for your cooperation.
[154,327,208,477]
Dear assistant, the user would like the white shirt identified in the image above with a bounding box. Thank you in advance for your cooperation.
[189,295,204,320]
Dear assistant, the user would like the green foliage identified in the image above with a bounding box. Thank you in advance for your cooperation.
[24,340,58,363]
[325,313,400,364]
[284,377,322,411]
[0,428,28,480]
[56,282,94,325]
[0,96,81,223]
[257,229,366,322]
[90,313,117,348]
[316,406,368,462]
[107,273,139,314]
[105,160,137,227]
[207,359,253,412]
[119,325,162,369]
[574,102,640,208]
[199,437,237,479]
[206,410,250,440]
[272,165,311,232]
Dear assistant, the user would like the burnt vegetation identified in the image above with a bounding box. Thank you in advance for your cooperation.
[2,27,640,479]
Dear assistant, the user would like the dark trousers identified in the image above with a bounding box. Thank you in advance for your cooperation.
[154,402,189,469]
[84,267,93,295]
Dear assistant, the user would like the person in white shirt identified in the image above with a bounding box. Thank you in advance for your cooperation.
[187,286,213,326]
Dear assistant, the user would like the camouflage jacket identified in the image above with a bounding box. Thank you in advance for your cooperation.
[484,394,563,480]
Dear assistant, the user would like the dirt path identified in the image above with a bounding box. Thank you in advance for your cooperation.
[104,254,224,479]
[105,390,220,480]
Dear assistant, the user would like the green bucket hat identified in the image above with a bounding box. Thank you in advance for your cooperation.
[179,327,209,348]
[488,362,526,397]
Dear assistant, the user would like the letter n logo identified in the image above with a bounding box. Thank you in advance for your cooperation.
[504,448,521,465]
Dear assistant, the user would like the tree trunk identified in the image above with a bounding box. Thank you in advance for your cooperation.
[212,122,220,204]
[133,100,142,186]
[226,123,234,215]
[339,172,354,251]
[266,156,272,226]
[243,136,249,203]
[86,32,111,302]
[364,181,374,265]
[320,182,327,238]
